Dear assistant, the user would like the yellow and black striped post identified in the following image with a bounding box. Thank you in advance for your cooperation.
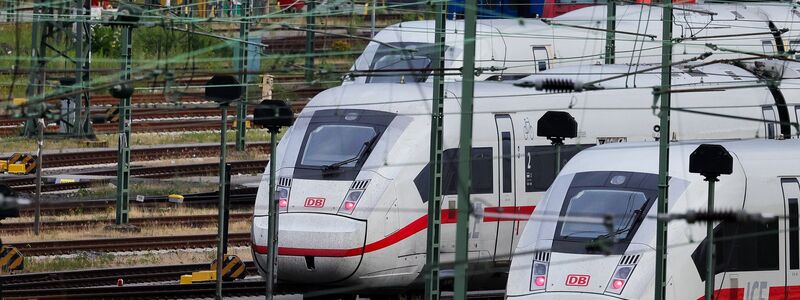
[210,254,246,281]
[1,246,24,273]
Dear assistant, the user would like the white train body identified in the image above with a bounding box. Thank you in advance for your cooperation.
[345,3,800,85]
[251,62,800,290]
[506,138,800,299]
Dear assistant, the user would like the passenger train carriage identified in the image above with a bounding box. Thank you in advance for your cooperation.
[345,3,800,85]
[251,62,800,290]
[506,138,800,299]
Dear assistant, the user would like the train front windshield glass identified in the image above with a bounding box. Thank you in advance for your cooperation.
[300,125,377,167]
[366,42,443,83]
[559,190,648,240]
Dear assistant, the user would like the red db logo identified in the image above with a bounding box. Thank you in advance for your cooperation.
[304,197,326,208]
[565,274,590,286]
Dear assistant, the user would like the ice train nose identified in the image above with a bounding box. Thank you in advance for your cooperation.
[252,213,367,284]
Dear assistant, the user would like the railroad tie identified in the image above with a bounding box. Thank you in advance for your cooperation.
[210,254,247,281]
[0,246,24,273]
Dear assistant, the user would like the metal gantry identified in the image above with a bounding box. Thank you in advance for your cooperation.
[25,0,93,138]
[424,1,447,299]
[654,0,674,298]
[234,0,251,151]
[115,25,134,225]
[455,0,477,298]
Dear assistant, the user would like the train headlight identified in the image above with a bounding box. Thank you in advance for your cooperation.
[605,255,639,295]
[339,190,363,214]
[338,180,370,214]
[275,186,290,212]
[530,251,550,291]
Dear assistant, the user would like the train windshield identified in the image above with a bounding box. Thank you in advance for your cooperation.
[293,109,396,180]
[366,42,443,83]
[551,171,659,255]
[559,190,648,240]
[300,125,377,168]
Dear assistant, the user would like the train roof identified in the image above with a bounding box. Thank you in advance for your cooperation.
[554,3,777,23]
[514,62,761,89]
[561,139,800,180]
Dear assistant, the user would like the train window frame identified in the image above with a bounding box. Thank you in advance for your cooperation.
[293,109,396,181]
[795,106,799,137]
[441,147,494,195]
[691,219,780,280]
[550,171,659,255]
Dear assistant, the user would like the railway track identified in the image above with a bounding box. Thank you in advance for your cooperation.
[0,96,316,136]
[2,159,267,192]
[16,187,257,215]
[1,142,269,169]
[0,213,253,234]
[2,280,267,299]
[0,261,257,290]
[8,232,251,256]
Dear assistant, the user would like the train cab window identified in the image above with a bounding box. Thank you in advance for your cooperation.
[691,219,780,280]
[300,125,377,167]
[531,47,550,72]
[441,147,493,195]
[551,171,659,255]
[524,145,589,192]
[366,42,445,84]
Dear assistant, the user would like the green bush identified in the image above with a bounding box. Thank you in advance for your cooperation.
[91,26,120,57]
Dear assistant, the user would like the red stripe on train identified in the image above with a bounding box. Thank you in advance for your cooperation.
[253,205,536,257]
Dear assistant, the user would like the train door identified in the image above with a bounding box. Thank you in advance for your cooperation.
[783,178,800,295]
[531,46,550,73]
[493,114,516,262]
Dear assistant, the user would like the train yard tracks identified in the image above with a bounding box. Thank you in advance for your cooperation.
[0,213,252,234]
[14,187,257,215]
[1,261,257,290]
[2,159,267,193]
[8,232,251,256]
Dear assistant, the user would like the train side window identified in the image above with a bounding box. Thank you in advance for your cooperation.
[762,106,777,139]
[531,46,550,72]
[524,145,589,192]
[762,40,774,55]
[501,132,512,193]
[442,147,494,195]
[691,219,780,280]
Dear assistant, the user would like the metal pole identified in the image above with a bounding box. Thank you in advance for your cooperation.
[704,179,716,300]
[34,118,44,235]
[605,0,615,64]
[654,0,673,297]
[265,129,279,300]
[115,26,133,225]
[223,163,232,255]
[424,0,446,299]
[304,0,315,83]
[215,104,228,300]
[235,0,250,151]
[455,0,477,298]
[370,0,376,38]
[554,142,561,175]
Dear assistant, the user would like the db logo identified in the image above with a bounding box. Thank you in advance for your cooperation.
[565,274,590,286]
[304,197,326,208]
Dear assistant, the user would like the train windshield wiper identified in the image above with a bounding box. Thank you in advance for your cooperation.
[321,135,379,171]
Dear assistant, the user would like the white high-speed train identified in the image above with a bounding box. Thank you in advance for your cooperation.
[506,138,800,299]
[345,3,800,84]
[250,62,800,290]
